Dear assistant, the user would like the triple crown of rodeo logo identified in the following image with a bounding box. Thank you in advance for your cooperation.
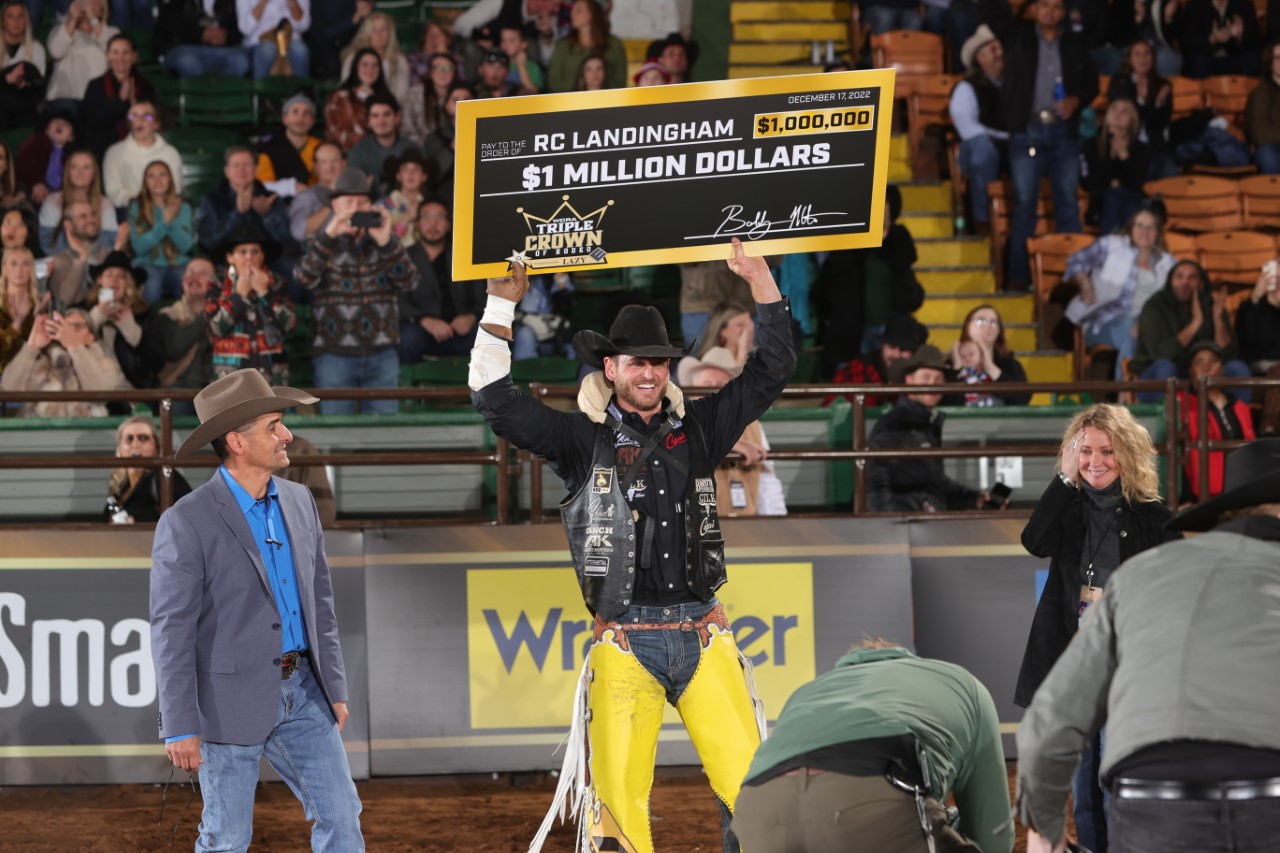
[516,195,613,268]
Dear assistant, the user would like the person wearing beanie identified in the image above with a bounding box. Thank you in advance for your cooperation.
[256,93,323,187]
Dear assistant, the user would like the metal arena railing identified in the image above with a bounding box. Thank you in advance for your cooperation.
[0,375,1271,525]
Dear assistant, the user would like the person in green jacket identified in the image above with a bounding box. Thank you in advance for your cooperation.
[546,0,627,93]
[734,641,1013,853]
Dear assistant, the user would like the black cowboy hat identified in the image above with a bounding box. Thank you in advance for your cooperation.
[1169,439,1280,531]
[89,250,147,285]
[882,313,929,351]
[645,32,699,67]
[216,219,282,265]
[572,305,685,369]
[383,147,432,188]
[887,344,953,383]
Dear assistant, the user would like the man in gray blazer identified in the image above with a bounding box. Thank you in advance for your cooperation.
[150,368,364,851]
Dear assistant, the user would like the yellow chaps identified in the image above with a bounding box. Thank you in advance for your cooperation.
[583,621,764,853]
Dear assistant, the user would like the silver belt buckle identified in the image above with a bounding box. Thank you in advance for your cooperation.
[1038,110,1055,124]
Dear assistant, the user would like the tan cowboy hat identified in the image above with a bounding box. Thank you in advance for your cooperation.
[676,346,743,386]
[176,369,317,459]
[961,24,998,72]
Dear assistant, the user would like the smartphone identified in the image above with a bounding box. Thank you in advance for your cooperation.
[1265,259,1279,291]
[983,482,1012,510]
[350,210,382,228]
[98,287,115,304]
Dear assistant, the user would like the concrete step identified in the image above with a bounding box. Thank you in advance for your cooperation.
[915,237,989,266]
[728,64,820,79]
[731,1,853,21]
[897,182,951,213]
[915,292,1034,325]
[917,267,996,294]
[929,323,1039,352]
[733,22,850,41]
[730,42,843,64]
[1021,350,1074,382]
[900,212,953,239]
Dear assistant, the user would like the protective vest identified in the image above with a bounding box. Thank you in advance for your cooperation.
[561,414,726,620]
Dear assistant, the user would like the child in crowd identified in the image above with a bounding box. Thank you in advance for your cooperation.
[16,111,76,205]
[955,339,999,406]
[378,148,429,248]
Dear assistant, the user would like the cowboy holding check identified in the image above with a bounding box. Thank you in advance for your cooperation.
[470,239,796,853]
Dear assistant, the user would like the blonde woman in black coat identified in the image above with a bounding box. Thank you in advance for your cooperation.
[1015,403,1179,853]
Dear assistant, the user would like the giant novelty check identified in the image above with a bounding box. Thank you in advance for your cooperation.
[452,69,895,279]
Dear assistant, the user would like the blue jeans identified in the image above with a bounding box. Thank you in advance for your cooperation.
[1110,793,1280,853]
[250,40,311,79]
[398,320,476,363]
[110,0,153,29]
[164,45,252,78]
[1139,358,1253,404]
[1085,314,1138,380]
[1073,729,1109,853]
[862,5,923,34]
[1008,123,1082,287]
[196,658,363,852]
[1154,46,1182,78]
[139,265,185,303]
[946,1,981,73]
[313,349,400,415]
[1257,144,1280,176]
[681,311,710,350]
[1090,45,1125,76]
[1098,186,1145,235]
[959,134,1003,224]
[621,599,740,853]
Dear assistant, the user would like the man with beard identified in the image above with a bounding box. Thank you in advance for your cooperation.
[399,198,484,362]
[471,240,795,853]
[45,199,118,308]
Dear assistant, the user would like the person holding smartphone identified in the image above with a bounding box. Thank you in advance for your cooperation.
[1015,403,1178,853]
[1235,259,1280,434]
[292,166,415,415]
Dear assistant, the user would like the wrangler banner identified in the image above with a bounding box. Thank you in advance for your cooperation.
[452,69,896,279]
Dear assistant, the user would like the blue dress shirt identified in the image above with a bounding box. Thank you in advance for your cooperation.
[167,467,308,744]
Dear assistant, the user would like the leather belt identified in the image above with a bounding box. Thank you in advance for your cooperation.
[281,651,304,680]
[1112,777,1280,801]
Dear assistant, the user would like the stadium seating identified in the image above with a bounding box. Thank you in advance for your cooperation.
[1240,175,1280,230]
[870,30,943,100]
[1143,175,1245,232]
[1194,230,1277,286]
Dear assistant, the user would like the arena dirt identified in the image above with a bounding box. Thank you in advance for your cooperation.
[2,766,1033,851]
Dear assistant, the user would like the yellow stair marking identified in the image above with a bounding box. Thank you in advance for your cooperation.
[897,182,952,211]
[918,268,997,294]
[900,214,953,239]
[733,22,850,40]
[731,1,853,21]
[730,42,835,63]
[916,238,990,266]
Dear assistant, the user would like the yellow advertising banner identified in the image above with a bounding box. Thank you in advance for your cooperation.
[453,69,896,279]
[466,563,816,729]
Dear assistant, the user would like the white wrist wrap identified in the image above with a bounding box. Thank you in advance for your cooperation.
[480,294,518,329]
[468,327,513,390]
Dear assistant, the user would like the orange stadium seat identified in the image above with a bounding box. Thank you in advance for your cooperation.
[1164,230,1197,258]
[907,74,961,177]
[1029,232,1096,364]
[1168,76,1204,122]
[872,30,944,100]
[1144,175,1244,232]
[1195,230,1278,286]
[1092,74,1110,113]
[1240,175,1280,230]
[1201,75,1259,141]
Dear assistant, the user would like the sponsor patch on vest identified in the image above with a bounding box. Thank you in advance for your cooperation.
[591,467,613,494]
[584,556,609,576]
[694,477,715,493]
[588,497,616,519]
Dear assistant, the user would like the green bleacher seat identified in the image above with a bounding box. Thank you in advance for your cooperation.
[510,357,579,384]
[252,76,316,125]
[377,1,423,22]
[397,22,425,53]
[167,127,242,155]
[179,74,254,127]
